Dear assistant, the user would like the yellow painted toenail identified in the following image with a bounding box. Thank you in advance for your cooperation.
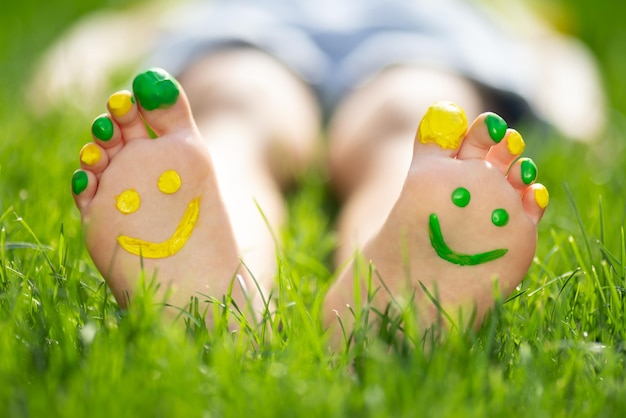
[79,143,102,166]
[506,131,525,155]
[158,170,181,194]
[116,189,141,214]
[417,101,468,150]
[108,91,134,117]
[534,185,549,209]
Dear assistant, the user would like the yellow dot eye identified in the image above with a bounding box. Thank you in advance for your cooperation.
[116,189,141,214]
[158,170,181,194]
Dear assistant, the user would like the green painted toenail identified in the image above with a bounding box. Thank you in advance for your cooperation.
[484,113,507,143]
[451,187,471,208]
[71,170,88,195]
[491,208,509,227]
[92,116,114,141]
[132,68,180,111]
[520,158,538,185]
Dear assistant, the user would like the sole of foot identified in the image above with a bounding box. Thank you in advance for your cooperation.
[325,101,548,338]
[72,68,261,323]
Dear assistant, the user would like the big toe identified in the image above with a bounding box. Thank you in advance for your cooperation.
[413,101,469,158]
[132,68,197,135]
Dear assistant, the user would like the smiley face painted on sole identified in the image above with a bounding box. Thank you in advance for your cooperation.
[429,187,510,266]
[115,169,201,258]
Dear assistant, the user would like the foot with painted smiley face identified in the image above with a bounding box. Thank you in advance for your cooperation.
[71,68,261,318]
[325,101,549,333]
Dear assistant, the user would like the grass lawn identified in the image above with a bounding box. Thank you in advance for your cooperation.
[1,0,626,417]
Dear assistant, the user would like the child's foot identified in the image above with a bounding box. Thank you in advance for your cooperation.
[71,68,259,318]
[325,101,548,333]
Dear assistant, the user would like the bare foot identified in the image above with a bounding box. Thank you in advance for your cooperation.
[71,68,260,320]
[325,102,548,335]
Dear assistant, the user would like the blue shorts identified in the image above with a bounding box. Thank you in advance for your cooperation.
[146,0,538,122]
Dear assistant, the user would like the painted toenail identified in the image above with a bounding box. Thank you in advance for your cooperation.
[451,187,471,208]
[520,158,538,185]
[158,170,182,194]
[92,115,114,141]
[108,91,134,117]
[417,101,468,150]
[534,185,549,209]
[71,170,88,195]
[506,131,525,155]
[79,143,102,166]
[132,68,180,111]
[116,189,141,214]
[491,208,509,227]
[484,113,508,143]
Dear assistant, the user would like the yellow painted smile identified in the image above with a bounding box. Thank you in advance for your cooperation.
[117,196,201,258]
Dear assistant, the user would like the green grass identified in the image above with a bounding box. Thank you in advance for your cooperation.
[2,0,626,417]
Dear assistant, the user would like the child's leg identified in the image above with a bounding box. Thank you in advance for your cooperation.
[72,50,320,322]
[326,66,547,334]
[177,48,321,294]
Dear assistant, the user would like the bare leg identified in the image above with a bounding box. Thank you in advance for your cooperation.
[177,48,321,292]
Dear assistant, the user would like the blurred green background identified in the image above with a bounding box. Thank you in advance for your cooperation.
[0,0,133,101]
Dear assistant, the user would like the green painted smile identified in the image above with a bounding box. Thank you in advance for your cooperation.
[429,213,508,266]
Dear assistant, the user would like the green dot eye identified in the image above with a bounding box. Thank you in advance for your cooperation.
[451,187,471,208]
[491,208,509,227]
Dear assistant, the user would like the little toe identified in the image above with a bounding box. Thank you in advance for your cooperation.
[485,129,526,174]
[507,157,538,192]
[413,101,468,158]
[132,68,197,136]
[106,90,150,142]
[457,112,508,160]
[79,142,109,174]
[522,183,549,225]
[71,169,97,211]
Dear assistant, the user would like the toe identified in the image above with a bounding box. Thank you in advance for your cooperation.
[79,142,109,174]
[522,183,549,225]
[507,157,538,193]
[485,129,526,174]
[71,169,97,211]
[456,112,508,160]
[413,101,468,158]
[106,90,150,142]
[132,68,197,136]
[91,113,125,157]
